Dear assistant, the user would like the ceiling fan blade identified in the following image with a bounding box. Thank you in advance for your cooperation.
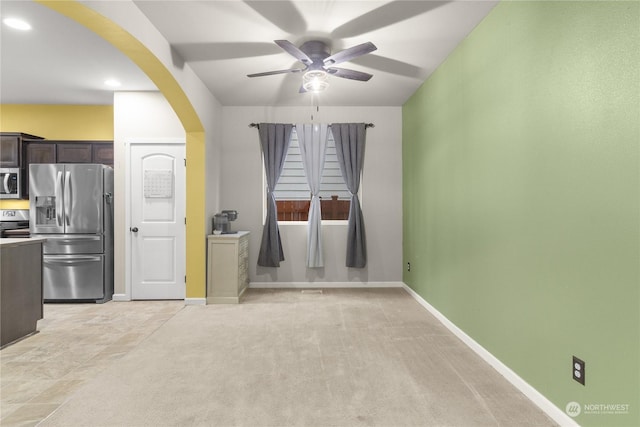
[244,1,307,34]
[327,67,373,82]
[331,1,448,39]
[351,54,424,79]
[247,68,304,78]
[171,42,283,62]
[324,42,377,66]
[298,85,307,93]
[274,40,312,65]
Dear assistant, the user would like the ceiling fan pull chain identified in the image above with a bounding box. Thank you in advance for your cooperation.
[309,93,320,122]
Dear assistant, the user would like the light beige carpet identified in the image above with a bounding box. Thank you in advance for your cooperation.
[0,300,184,426]
[36,288,555,426]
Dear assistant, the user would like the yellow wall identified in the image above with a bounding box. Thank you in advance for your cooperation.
[0,104,113,139]
[0,104,113,209]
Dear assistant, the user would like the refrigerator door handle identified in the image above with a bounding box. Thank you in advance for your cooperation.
[56,171,64,226]
[51,237,101,244]
[64,171,71,226]
[44,256,102,265]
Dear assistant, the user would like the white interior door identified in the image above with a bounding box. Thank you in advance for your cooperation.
[130,143,185,300]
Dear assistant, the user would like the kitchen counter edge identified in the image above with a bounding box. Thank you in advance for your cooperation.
[0,237,48,248]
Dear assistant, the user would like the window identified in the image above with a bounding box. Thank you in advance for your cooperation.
[273,128,351,221]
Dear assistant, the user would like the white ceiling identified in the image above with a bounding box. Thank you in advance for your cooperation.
[0,0,498,107]
[0,1,156,105]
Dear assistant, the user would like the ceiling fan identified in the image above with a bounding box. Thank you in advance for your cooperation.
[247,39,377,93]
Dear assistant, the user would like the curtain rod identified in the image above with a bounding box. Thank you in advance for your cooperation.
[249,123,375,129]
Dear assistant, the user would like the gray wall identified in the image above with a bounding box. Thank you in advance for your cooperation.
[220,106,403,285]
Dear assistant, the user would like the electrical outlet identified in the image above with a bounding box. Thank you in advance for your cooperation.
[573,356,585,385]
[407,262,411,272]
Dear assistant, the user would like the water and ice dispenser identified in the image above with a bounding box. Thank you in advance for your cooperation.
[34,196,58,226]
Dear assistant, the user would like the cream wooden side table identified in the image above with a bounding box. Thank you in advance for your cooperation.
[206,231,249,304]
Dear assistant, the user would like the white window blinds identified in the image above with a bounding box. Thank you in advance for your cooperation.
[273,128,350,201]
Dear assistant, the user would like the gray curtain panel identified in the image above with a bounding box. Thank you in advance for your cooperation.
[331,123,367,268]
[296,123,329,268]
[257,123,293,267]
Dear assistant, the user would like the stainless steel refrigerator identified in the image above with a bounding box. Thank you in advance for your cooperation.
[29,164,114,303]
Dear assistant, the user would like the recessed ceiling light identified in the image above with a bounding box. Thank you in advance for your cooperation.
[3,18,31,31]
[104,79,121,88]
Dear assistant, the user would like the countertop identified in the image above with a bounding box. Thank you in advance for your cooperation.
[0,237,48,248]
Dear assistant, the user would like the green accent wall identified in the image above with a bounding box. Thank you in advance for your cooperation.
[402,2,639,426]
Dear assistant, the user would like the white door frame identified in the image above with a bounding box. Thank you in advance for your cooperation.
[124,138,186,301]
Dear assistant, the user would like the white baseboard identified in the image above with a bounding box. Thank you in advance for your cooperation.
[401,284,579,427]
[113,294,206,305]
[249,281,404,289]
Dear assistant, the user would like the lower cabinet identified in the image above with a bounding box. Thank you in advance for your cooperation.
[206,231,249,304]
[1,238,44,348]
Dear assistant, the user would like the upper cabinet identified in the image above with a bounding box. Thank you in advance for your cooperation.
[0,133,44,168]
[56,143,93,163]
[58,141,113,166]
[25,142,56,165]
[92,143,114,166]
[1,134,113,198]
[21,140,114,198]
[23,140,113,166]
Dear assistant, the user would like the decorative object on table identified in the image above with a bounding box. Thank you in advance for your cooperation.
[212,210,238,234]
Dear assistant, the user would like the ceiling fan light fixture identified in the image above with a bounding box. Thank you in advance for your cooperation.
[303,70,329,93]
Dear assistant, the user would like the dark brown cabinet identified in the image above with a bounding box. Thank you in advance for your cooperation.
[25,143,56,164]
[1,239,44,347]
[0,135,19,168]
[92,143,114,166]
[53,141,113,165]
[0,133,44,168]
[57,143,93,163]
[21,140,114,198]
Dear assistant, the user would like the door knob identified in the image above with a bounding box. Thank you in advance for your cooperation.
[130,227,138,233]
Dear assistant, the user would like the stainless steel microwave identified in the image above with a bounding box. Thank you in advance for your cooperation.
[0,168,21,199]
